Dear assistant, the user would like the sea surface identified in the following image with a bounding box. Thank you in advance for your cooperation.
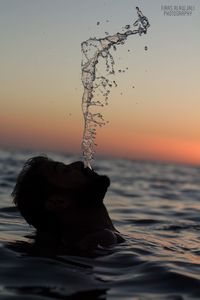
[1,147,200,300]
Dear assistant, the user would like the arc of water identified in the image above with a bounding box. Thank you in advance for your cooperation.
[81,7,150,169]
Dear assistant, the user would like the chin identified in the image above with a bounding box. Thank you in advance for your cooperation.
[81,167,110,203]
[97,174,110,189]
[85,174,110,205]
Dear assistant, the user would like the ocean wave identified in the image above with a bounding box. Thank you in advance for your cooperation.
[1,148,200,299]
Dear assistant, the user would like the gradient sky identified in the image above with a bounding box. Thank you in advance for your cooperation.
[0,0,200,165]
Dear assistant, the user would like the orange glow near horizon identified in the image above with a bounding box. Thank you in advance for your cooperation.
[96,129,200,166]
[0,111,82,153]
[1,112,200,166]
[0,1,199,167]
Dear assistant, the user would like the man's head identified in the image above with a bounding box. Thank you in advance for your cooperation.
[12,156,110,233]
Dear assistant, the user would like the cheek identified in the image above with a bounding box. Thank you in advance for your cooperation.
[54,173,77,187]
[69,174,89,187]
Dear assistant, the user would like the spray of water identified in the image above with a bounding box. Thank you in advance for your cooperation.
[81,7,150,169]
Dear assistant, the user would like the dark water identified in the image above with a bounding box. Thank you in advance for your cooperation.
[1,147,200,299]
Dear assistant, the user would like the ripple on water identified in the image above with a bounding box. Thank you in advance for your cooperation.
[1,149,200,299]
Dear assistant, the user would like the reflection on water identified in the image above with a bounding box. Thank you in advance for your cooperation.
[1,147,200,299]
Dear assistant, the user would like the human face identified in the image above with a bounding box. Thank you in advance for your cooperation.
[41,160,110,203]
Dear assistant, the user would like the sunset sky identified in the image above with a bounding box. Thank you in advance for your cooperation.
[1,0,200,165]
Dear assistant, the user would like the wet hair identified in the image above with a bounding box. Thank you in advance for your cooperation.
[12,156,59,232]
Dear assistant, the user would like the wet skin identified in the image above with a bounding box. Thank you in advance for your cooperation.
[41,160,109,192]
[39,160,123,250]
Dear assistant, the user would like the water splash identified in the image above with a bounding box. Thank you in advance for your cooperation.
[81,7,150,169]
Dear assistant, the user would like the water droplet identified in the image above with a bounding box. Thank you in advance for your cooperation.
[81,7,150,167]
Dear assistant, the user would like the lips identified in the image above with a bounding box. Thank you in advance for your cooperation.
[83,166,98,177]
[80,163,110,189]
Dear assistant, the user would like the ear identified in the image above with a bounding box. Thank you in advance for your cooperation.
[45,195,71,212]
